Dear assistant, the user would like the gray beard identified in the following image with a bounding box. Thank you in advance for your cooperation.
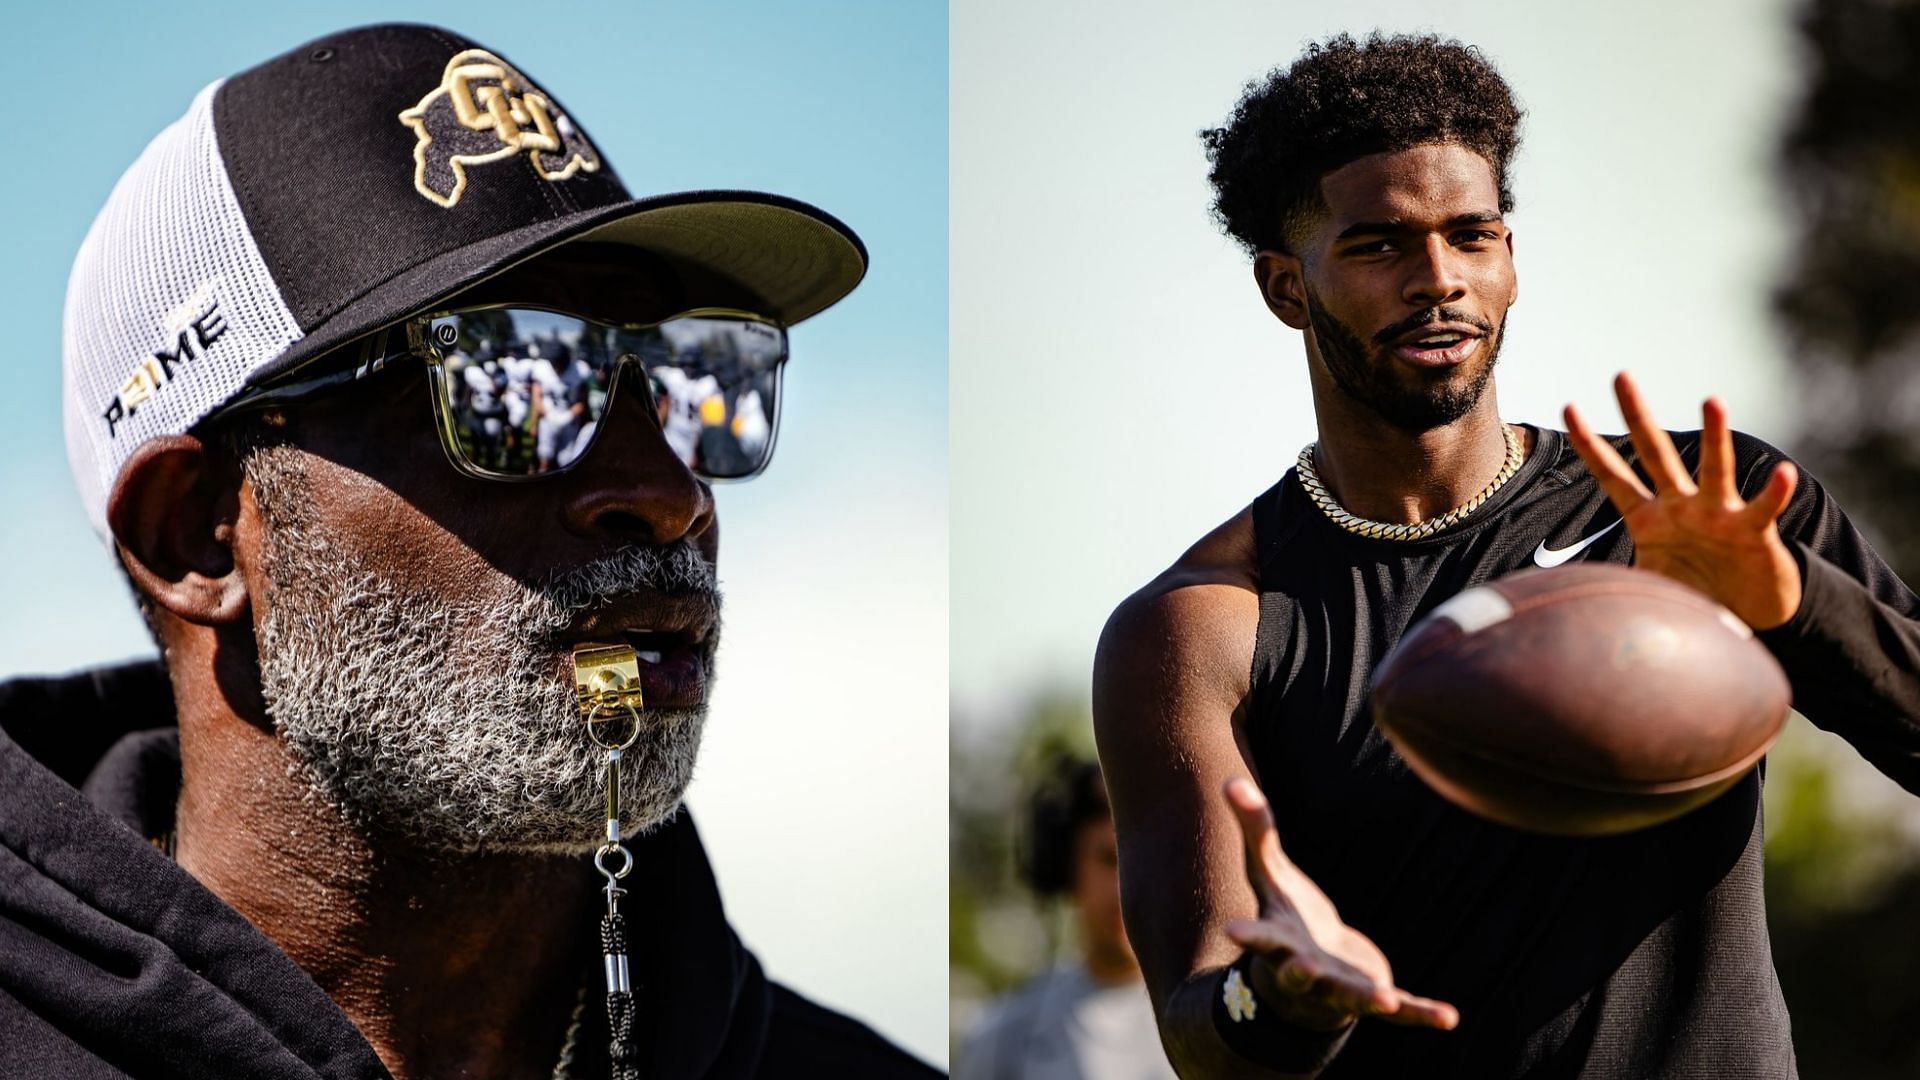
[247,445,718,855]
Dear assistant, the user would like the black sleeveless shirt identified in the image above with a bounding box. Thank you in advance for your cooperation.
[1245,426,1920,1079]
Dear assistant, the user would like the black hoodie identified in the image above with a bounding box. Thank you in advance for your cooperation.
[0,661,939,1079]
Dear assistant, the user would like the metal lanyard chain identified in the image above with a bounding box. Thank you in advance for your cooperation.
[157,648,643,1080]
[575,645,646,1080]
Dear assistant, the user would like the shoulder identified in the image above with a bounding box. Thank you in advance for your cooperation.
[1675,428,1799,481]
[0,661,172,788]
[1705,429,1808,499]
[1094,507,1261,714]
[1548,426,1804,499]
[0,661,169,717]
[1093,507,1267,795]
[759,982,943,1078]
[1098,508,1262,659]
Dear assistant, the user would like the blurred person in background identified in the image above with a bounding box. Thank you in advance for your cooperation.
[956,758,1176,1080]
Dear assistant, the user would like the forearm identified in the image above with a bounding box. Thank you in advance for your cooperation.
[1762,542,1920,792]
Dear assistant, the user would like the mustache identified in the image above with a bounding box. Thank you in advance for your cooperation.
[1371,306,1497,347]
[536,541,721,624]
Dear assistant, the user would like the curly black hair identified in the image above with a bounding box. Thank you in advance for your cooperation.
[1021,757,1110,897]
[1203,32,1524,256]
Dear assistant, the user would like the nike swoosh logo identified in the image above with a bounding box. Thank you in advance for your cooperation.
[1533,519,1624,568]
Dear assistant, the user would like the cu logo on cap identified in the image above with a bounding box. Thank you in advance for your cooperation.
[398,48,601,209]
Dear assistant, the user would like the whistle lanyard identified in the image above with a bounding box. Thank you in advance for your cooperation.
[574,643,647,1080]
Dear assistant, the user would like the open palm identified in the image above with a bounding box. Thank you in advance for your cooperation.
[1222,779,1459,1032]
[1564,372,1802,630]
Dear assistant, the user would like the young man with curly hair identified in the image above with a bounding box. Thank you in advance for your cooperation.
[1093,32,1920,1079]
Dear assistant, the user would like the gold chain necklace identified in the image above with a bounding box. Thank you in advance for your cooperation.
[1296,424,1524,542]
[154,831,593,1079]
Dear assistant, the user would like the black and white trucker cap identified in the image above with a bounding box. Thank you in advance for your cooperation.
[63,22,868,539]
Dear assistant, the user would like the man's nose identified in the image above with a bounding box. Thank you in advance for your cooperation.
[1403,233,1469,307]
[559,375,714,547]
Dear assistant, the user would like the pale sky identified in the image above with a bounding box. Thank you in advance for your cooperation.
[952,0,1801,725]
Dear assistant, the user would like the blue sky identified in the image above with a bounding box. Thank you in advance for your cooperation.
[3,0,946,1065]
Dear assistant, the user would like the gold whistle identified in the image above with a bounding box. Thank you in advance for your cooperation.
[574,643,646,718]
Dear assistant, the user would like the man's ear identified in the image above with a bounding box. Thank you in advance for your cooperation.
[1506,229,1519,307]
[106,435,248,627]
[1253,250,1311,330]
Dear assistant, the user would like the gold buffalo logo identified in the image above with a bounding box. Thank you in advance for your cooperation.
[399,49,600,209]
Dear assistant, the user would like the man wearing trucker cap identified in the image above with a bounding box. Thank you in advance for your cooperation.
[0,23,935,1079]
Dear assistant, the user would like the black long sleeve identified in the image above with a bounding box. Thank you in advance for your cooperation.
[1757,452,1920,792]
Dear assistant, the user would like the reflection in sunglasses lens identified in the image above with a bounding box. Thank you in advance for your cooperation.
[430,311,783,480]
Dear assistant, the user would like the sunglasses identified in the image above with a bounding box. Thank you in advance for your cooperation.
[212,304,789,481]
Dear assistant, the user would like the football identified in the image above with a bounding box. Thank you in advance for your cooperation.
[1371,563,1791,836]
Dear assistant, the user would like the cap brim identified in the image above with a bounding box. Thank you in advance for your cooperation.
[244,189,867,388]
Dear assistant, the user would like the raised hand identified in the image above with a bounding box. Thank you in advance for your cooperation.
[1221,778,1460,1032]
[1563,372,1802,630]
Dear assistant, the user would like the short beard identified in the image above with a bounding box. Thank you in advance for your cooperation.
[1306,284,1504,432]
[246,445,719,855]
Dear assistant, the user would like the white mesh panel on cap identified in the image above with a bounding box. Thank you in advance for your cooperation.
[63,79,302,543]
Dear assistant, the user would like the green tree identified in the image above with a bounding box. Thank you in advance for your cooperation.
[1769,2,1920,1075]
